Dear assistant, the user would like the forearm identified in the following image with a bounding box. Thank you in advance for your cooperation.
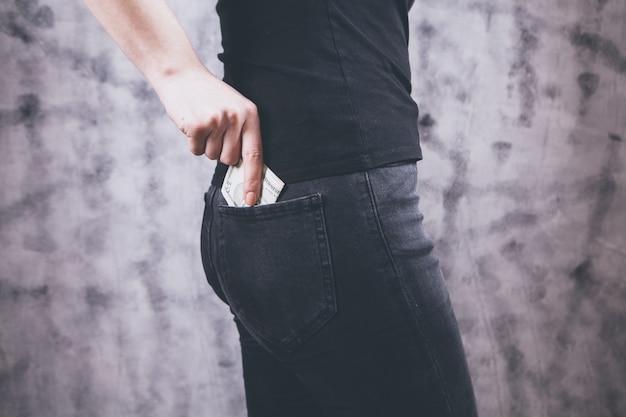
[83,0,263,205]
[82,0,209,88]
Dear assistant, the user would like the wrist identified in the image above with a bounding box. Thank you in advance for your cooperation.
[147,59,212,91]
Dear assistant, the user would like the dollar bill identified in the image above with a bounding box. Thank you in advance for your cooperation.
[221,161,285,207]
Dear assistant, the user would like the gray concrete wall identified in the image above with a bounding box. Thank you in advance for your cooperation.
[0,0,624,416]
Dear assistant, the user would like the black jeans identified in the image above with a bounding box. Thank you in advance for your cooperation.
[201,162,478,417]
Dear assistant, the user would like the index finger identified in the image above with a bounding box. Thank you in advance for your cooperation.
[241,113,263,207]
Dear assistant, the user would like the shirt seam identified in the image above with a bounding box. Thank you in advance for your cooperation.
[324,0,369,165]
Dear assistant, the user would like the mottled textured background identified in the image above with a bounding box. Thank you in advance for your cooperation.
[0,0,624,416]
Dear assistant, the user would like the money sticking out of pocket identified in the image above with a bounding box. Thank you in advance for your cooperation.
[221,161,285,207]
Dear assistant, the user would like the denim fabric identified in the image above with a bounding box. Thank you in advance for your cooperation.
[201,162,478,417]
[218,193,336,352]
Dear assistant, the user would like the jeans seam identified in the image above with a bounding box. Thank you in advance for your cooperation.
[203,187,218,275]
[363,169,457,417]
[313,196,336,310]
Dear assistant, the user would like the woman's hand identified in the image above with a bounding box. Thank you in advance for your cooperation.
[155,69,263,206]
[81,0,263,206]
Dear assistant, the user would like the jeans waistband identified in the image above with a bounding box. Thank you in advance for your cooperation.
[210,160,416,188]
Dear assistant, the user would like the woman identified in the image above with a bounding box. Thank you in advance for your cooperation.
[82,1,479,415]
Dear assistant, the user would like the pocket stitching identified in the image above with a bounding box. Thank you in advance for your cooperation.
[218,193,322,218]
[217,193,336,352]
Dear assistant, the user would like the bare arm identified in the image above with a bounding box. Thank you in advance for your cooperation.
[82,0,262,206]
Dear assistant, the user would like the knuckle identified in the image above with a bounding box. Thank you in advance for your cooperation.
[205,149,219,160]
[177,123,188,136]
[185,126,201,139]
[189,116,218,137]
[245,177,261,190]
[204,140,222,160]
[220,153,239,166]
[196,117,217,135]
[225,110,239,125]
[188,141,204,156]
[244,101,258,116]
[242,148,262,161]
[184,119,204,138]
[208,114,220,128]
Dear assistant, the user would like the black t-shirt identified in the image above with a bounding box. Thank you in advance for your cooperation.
[214,0,421,184]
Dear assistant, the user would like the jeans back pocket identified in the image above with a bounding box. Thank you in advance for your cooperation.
[217,193,336,352]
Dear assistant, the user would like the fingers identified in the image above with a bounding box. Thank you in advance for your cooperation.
[184,113,236,162]
[173,87,263,207]
[183,108,251,166]
[218,112,242,166]
[184,115,216,156]
[240,111,263,206]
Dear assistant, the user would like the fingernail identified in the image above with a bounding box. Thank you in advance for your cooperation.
[245,192,257,206]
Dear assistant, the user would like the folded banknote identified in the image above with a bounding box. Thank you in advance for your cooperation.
[221,161,285,207]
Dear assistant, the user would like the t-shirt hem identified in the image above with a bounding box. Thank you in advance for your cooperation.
[211,146,422,187]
